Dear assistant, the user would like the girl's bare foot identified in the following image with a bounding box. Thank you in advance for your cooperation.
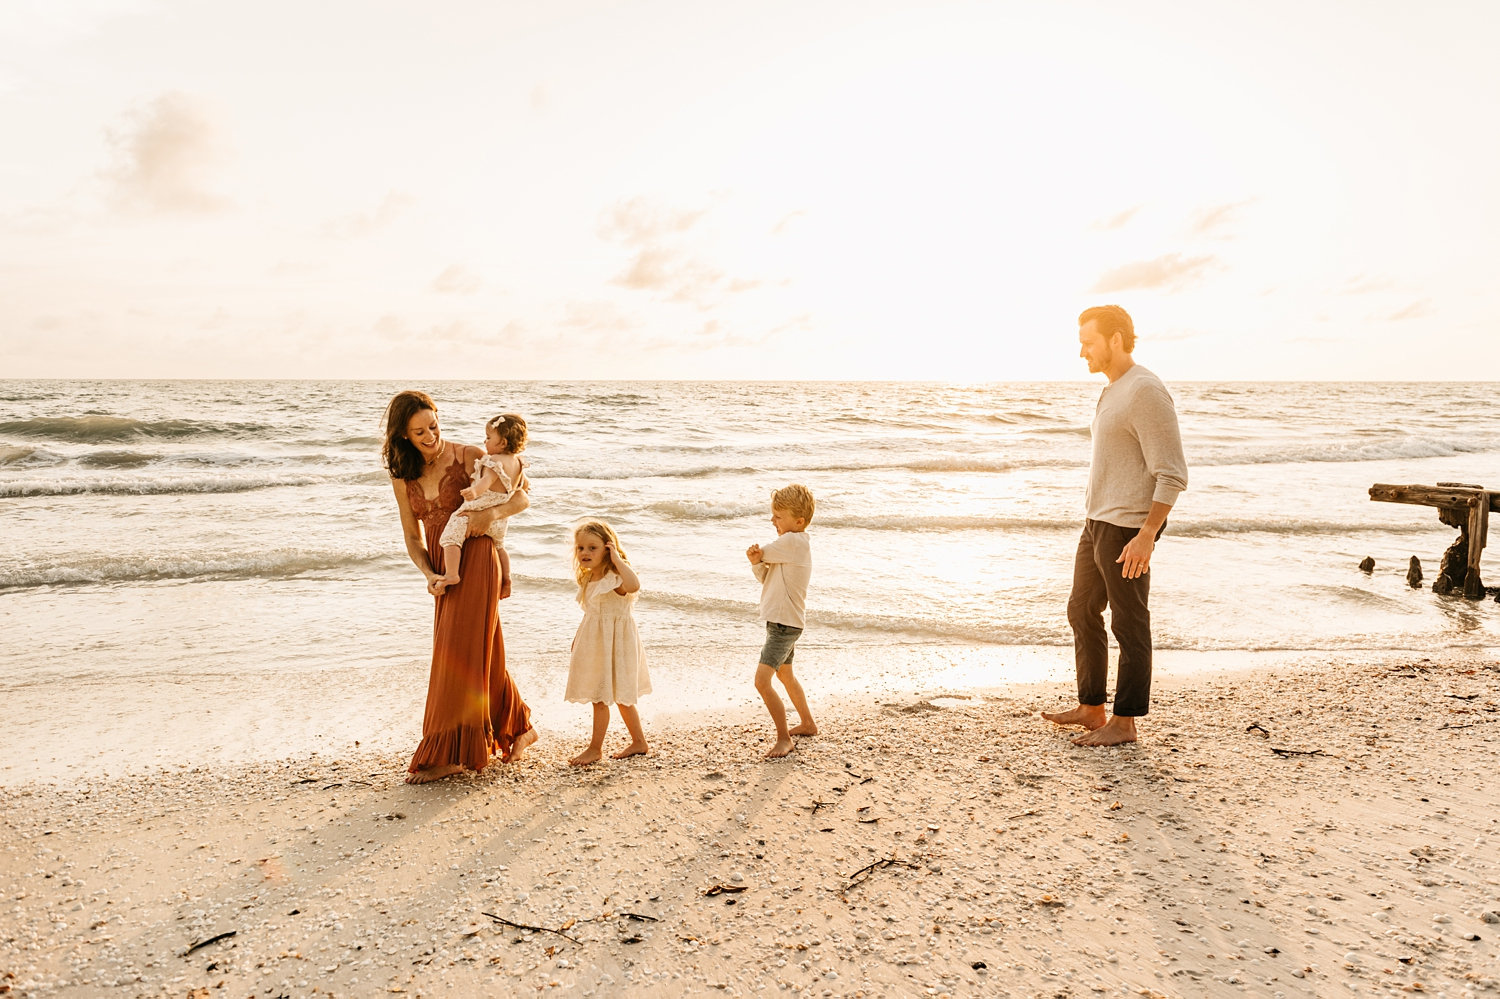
[405,763,464,785]
[763,736,795,759]
[610,741,648,759]
[508,728,538,762]
[568,747,602,767]
[789,722,818,736]
[499,576,512,600]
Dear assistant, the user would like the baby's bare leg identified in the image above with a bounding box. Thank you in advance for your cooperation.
[777,663,818,735]
[611,704,648,758]
[754,664,794,759]
[433,542,463,593]
[498,548,512,599]
[569,703,609,766]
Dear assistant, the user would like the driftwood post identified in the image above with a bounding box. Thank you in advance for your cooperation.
[1369,483,1497,600]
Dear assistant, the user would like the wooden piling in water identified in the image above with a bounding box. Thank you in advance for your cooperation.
[1368,483,1497,600]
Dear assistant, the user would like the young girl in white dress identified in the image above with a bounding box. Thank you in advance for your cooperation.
[564,520,651,766]
[432,413,530,597]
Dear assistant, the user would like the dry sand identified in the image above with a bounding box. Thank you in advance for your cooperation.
[4,651,1499,998]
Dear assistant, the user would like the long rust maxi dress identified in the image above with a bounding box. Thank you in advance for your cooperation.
[406,457,532,773]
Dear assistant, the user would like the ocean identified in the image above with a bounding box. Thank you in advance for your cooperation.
[3,379,1498,778]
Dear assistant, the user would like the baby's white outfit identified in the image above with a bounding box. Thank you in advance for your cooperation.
[565,571,650,705]
[437,454,527,551]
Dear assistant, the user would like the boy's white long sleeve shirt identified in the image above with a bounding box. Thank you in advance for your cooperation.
[751,531,811,629]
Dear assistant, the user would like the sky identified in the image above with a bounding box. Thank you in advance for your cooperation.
[1,0,1497,381]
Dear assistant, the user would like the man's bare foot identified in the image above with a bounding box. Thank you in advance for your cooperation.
[789,722,818,736]
[610,741,648,759]
[568,747,602,767]
[405,763,464,785]
[508,728,538,762]
[1072,715,1138,747]
[1041,704,1108,730]
[762,736,795,760]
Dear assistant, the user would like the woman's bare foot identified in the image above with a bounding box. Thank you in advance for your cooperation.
[1041,704,1107,730]
[763,736,795,759]
[508,728,538,762]
[568,747,602,767]
[789,722,818,736]
[610,741,648,759]
[1073,715,1138,747]
[405,763,464,785]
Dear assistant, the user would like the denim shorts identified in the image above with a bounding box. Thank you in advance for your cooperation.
[759,621,803,669]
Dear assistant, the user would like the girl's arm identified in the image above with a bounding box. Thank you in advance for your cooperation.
[390,477,439,588]
[607,546,641,595]
[461,465,500,502]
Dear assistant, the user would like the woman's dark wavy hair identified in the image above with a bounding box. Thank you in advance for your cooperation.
[382,390,437,481]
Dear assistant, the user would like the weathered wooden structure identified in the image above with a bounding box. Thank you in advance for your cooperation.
[1369,482,1497,600]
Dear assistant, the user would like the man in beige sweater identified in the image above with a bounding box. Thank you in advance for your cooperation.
[1043,305,1188,746]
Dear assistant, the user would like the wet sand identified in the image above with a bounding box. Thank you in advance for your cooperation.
[3,650,1499,997]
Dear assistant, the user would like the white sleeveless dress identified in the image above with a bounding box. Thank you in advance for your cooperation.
[564,571,651,705]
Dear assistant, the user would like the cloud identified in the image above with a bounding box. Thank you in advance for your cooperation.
[599,197,707,244]
[1091,206,1141,230]
[1340,273,1395,294]
[323,191,415,238]
[1189,199,1254,238]
[599,196,758,310]
[431,265,482,295]
[1090,253,1216,294]
[105,92,229,214]
[1384,298,1434,321]
[771,210,807,235]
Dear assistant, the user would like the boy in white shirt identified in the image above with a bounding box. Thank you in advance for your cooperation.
[746,483,816,759]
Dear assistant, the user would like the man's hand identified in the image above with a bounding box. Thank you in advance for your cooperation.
[1116,531,1155,579]
[746,543,762,565]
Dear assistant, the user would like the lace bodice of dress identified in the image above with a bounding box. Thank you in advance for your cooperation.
[406,456,470,528]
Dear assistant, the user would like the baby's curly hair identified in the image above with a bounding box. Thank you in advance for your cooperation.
[486,413,528,454]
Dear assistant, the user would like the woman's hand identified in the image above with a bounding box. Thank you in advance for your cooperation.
[426,574,444,596]
[466,507,499,536]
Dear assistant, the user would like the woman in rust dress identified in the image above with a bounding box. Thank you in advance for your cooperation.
[383,390,538,784]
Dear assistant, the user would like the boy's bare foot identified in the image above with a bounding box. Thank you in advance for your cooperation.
[568,747,602,767]
[508,728,538,762]
[1072,716,1138,747]
[1041,704,1107,730]
[610,741,648,759]
[789,722,818,736]
[405,763,464,785]
[762,736,795,759]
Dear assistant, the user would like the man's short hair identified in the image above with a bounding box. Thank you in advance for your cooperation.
[772,483,815,525]
[1079,305,1136,352]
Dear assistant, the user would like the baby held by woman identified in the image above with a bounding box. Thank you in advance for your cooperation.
[431,413,529,596]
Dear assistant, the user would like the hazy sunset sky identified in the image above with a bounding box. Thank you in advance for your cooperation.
[2,0,1496,381]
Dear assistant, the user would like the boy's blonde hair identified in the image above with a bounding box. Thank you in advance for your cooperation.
[486,413,528,454]
[772,483,815,525]
[572,520,629,600]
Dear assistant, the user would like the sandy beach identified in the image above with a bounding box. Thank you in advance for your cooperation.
[4,649,1499,998]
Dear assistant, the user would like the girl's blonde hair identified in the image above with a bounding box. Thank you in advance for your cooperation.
[572,520,628,601]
